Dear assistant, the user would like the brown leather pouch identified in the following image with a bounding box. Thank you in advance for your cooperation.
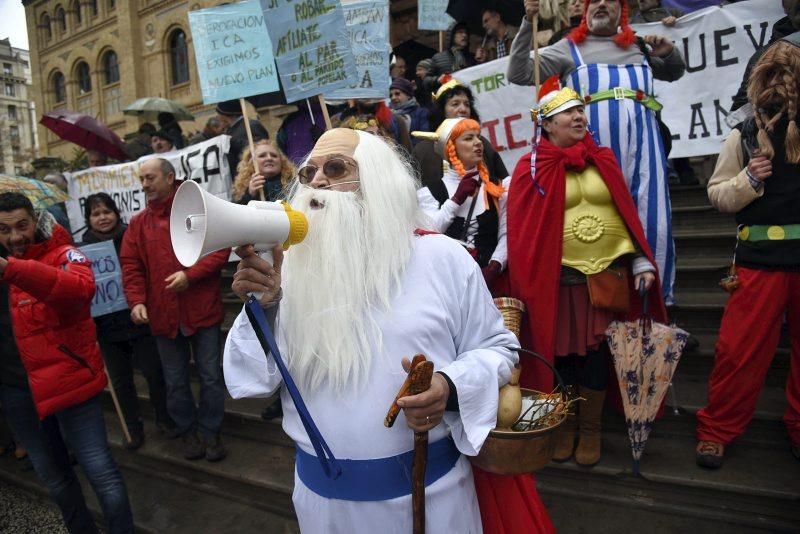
[587,267,630,312]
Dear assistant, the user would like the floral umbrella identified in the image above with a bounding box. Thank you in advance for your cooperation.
[606,316,689,476]
[0,174,70,210]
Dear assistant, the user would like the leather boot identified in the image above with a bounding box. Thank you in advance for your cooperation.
[552,412,577,462]
[575,386,606,466]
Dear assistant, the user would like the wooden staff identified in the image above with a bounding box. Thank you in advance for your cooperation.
[239,97,266,201]
[384,355,434,534]
[439,31,444,53]
[532,15,541,91]
[105,368,132,444]
[317,94,332,130]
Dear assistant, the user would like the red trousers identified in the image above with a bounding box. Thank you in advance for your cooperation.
[696,267,800,446]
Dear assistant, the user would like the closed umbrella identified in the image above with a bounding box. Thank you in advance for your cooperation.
[40,110,129,161]
[123,97,195,121]
[0,174,70,210]
[605,289,690,476]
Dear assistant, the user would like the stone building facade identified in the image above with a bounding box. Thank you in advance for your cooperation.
[0,38,38,174]
[22,0,500,161]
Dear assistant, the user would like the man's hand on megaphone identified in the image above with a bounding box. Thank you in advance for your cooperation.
[165,271,189,292]
[248,174,266,197]
[232,244,284,306]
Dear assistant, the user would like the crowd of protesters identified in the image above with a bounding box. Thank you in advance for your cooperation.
[2,0,799,532]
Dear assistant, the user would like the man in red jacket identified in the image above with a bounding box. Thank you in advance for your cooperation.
[121,158,230,462]
[0,192,133,533]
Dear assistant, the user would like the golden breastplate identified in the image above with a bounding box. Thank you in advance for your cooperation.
[562,167,635,275]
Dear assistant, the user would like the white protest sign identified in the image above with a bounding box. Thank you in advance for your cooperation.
[632,0,784,158]
[325,0,390,100]
[455,57,539,174]
[454,0,784,172]
[188,0,280,104]
[66,135,232,241]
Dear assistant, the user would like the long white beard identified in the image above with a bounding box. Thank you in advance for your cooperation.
[280,186,409,392]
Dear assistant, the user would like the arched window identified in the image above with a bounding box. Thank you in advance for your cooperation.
[40,14,52,42]
[169,29,189,85]
[76,62,91,94]
[108,0,115,9]
[55,6,66,33]
[72,0,82,27]
[89,0,98,16]
[53,71,66,103]
[102,50,119,85]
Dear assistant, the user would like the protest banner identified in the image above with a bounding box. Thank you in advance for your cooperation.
[260,0,358,103]
[453,0,784,171]
[417,0,454,32]
[188,0,280,104]
[79,241,128,318]
[632,0,784,158]
[65,135,232,240]
[325,0,390,100]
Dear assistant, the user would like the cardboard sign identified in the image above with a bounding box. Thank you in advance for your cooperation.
[417,0,455,32]
[66,135,232,241]
[189,0,280,103]
[260,0,358,102]
[79,241,129,318]
[325,0,390,100]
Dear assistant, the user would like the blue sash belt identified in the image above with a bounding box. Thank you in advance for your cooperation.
[296,438,461,502]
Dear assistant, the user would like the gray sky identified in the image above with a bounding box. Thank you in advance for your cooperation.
[0,0,29,50]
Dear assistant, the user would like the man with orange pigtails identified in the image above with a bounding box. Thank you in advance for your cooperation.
[508,0,685,306]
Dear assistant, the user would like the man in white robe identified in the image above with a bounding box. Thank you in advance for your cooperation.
[223,128,518,533]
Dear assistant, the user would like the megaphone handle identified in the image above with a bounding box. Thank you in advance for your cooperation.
[247,249,275,301]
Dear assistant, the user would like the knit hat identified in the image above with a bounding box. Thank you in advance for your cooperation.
[417,59,434,73]
[390,77,415,97]
[152,130,174,145]
[568,0,635,48]
[215,99,242,116]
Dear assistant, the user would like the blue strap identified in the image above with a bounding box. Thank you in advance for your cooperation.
[296,438,460,501]
[244,297,342,479]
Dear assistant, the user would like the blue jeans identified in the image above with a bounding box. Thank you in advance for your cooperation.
[155,325,224,438]
[0,386,133,534]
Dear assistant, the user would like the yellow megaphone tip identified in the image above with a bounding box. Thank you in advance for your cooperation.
[282,203,308,249]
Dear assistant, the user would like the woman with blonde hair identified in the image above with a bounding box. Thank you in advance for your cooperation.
[232,139,296,203]
[696,36,800,469]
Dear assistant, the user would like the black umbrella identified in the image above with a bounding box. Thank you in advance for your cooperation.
[446,0,526,36]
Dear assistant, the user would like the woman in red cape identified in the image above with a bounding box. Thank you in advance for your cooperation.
[505,82,667,470]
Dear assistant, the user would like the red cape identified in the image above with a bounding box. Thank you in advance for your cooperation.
[506,134,667,392]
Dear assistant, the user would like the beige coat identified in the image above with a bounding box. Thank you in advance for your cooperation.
[707,129,764,214]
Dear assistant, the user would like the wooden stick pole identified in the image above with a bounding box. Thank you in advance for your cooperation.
[105,368,132,444]
[317,94,332,130]
[439,31,444,53]
[239,97,265,201]
[532,16,541,91]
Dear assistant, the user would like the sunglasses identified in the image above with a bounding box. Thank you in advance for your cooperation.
[297,158,357,184]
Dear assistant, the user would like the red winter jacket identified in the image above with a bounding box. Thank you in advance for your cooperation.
[120,187,229,338]
[3,223,107,418]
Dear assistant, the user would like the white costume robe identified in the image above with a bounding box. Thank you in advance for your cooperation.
[224,234,518,533]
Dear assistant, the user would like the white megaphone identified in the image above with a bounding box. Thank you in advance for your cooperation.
[170,180,308,268]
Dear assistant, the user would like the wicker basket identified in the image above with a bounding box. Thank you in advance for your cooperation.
[470,388,565,475]
[493,297,526,338]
